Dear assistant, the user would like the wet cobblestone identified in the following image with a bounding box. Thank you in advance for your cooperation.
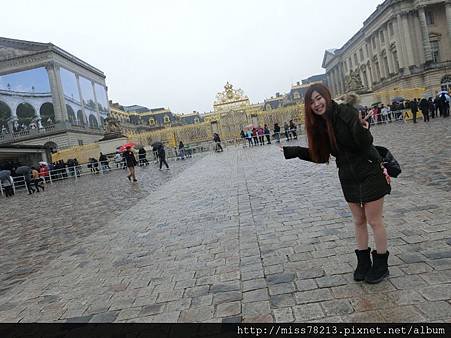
[0,118,450,322]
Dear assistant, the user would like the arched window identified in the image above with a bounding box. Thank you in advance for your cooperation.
[16,102,36,126]
[77,110,85,126]
[0,101,12,131]
[149,118,156,125]
[441,75,451,92]
[66,104,76,123]
[89,115,99,129]
[163,115,170,123]
[40,102,55,126]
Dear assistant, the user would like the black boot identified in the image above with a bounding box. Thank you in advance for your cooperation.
[354,248,371,281]
[365,250,389,284]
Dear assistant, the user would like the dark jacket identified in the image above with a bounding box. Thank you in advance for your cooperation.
[157,147,166,159]
[283,101,390,204]
[123,150,137,167]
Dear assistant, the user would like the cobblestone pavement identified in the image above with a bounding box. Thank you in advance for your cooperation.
[0,118,450,323]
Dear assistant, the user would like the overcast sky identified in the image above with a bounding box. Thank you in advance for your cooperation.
[3,0,382,114]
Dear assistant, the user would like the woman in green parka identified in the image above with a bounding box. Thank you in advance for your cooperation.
[283,83,391,284]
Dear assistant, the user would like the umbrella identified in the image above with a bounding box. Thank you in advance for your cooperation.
[39,161,48,166]
[15,166,31,176]
[0,170,11,180]
[391,96,405,102]
[437,90,449,96]
[118,142,137,152]
[151,141,163,150]
[371,102,381,107]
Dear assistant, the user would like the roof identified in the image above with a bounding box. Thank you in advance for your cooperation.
[0,36,105,77]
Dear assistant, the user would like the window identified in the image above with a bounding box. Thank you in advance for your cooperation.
[389,22,394,36]
[365,44,369,57]
[383,56,390,77]
[78,140,83,146]
[163,115,170,123]
[359,48,364,61]
[375,61,381,81]
[349,58,353,69]
[426,11,434,25]
[430,40,440,63]
[194,117,199,123]
[380,30,385,43]
[372,36,376,49]
[354,53,358,65]
[392,49,400,71]
[149,118,155,125]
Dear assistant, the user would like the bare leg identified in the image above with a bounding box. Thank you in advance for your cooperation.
[348,202,368,250]
[364,197,387,253]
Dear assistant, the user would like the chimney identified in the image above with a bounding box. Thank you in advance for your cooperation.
[276,92,280,97]
[297,81,300,85]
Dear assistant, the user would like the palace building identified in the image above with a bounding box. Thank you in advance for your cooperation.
[322,0,451,101]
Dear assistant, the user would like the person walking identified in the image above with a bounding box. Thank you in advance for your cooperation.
[31,167,45,192]
[282,83,391,284]
[410,98,419,123]
[213,133,223,152]
[123,146,138,181]
[158,144,170,170]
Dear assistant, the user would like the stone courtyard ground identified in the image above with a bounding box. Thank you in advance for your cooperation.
[0,118,450,323]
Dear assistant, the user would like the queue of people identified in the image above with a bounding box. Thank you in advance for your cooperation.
[241,120,298,147]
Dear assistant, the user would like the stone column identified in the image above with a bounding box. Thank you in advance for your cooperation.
[339,63,345,94]
[75,74,85,125]
[418,6,433,62]
[396,14,408,73]
[445,2,451,48]
[46,62,67,123]
[91,81,102,127]
[383,27,395,74]
[401,13,415,67]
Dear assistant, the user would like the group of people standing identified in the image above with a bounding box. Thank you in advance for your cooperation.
[410,93,450,123]
[240,120,298,147]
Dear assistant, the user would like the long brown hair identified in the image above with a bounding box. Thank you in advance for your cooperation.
[304,83,338,163]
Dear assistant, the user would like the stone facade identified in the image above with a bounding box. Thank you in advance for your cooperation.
[322,0,451,99]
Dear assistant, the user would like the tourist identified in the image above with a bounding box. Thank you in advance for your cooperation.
[252,127,258,146]
[178,141,186,160]
[0,172,14,197]
[419,97,429,122]
[138,147,149,166]
[213,133,223,152]
[157,144,170,170]
[282,83,391,284]
[380,104,389,123]
[273,123,281,143]
[257,126,264,146]
[245,130,253,147]
[283,122,291,141]
[114,151,124,169]
[428,98,435,119]
[123,146,138,181]
[289,120,297,140]
[31,167,44,192]
[264,124,271,144]
[410,98,419,123]
[99,152,110,173]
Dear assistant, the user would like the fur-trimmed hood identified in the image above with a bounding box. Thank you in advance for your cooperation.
[335,93,360,107]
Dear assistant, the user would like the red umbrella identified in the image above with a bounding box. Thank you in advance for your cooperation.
[118,142,137,152]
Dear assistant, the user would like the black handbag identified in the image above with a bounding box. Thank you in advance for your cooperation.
[375,146,401,178]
